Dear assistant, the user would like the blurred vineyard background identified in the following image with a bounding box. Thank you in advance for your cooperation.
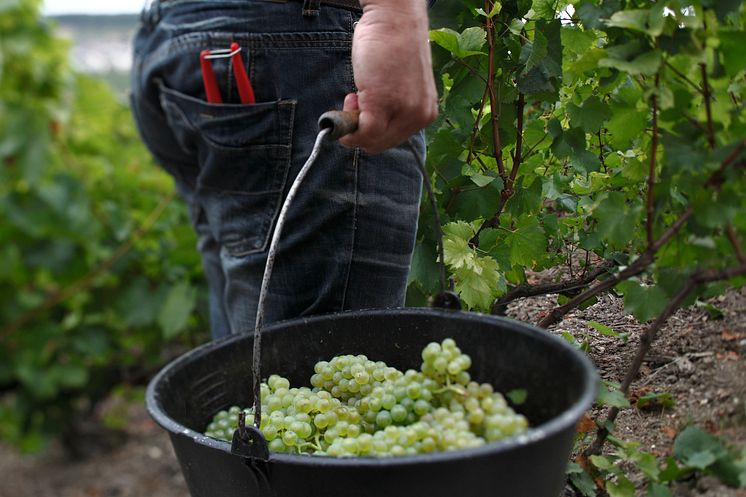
[0,0,209,454]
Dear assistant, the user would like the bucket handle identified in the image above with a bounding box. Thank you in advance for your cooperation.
[243,111,461,453]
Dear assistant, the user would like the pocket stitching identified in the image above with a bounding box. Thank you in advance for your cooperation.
[225,99,295,257]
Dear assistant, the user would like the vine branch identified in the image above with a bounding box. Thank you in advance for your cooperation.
[491,261,615,315]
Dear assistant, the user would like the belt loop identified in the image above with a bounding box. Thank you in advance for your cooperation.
[141,0,162,28]
[302,0,321,17]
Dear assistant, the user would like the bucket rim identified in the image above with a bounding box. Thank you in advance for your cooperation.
[145,307,598,466]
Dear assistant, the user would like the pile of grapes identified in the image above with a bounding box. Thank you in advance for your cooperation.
[204,338,528,456]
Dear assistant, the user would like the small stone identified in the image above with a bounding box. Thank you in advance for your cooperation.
[147,446,163,460]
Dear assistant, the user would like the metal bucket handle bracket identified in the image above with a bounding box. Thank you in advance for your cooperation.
[231,411,269,460]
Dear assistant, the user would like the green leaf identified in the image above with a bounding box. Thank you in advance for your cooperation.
[562,27,599,56]
[592,192,642,250]
[505,215,547,267]
[600,49,662,76]
[451,181,503,220]
[529,0,555,20]
[597,380,630,408]
[444,235,473,272]
[607,475,636,497]
[577,0,621,30]
[719,31,746,77]
[461,162,499,187]
[695,301,724,320]
[157,281,197,340]
[56,363,89,388]
[506,388,527,405]
[606,9,649,31]
[476,1,502,18]
[606,8,665,37]
[567,96,613,134]
[634,451,662,480]
[517,20,562,94]
[636,391,675,410]
[617,280,668,322]
[452,255,506,311]
[118,278,161,328]
[606,104,647,150]
[647,483,672,497]
[588,321,628,342]
[430,27,486,58]
[522,28,549,74]
[409,238,440,295]
[567,462,598,496]
[659,456,689,482]
[673,426,724,470]
[590,454,616,472]
[506,176,544,217]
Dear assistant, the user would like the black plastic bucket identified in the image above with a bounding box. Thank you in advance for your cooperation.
[146,308,597,497]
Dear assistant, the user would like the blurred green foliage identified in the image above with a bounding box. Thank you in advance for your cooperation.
[0,0,207,452]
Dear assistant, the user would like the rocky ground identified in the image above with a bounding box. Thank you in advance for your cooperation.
[0,287,744,497]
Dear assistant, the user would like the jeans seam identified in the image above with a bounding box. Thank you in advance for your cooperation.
[339,147,360,310]
[223,101,295,257]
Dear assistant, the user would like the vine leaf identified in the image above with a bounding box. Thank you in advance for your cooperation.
[517,20,562,94]
[443,222,506,310]
[429,27,487,58]
[718,31,746,77]
[521,28,548,75]
[606,7,665,38]
[529,0,555,21]
[600,49,662,76]
[593,192,642,249]
[505,215,547,267]
[567,96,612,134]
[158,281,197,339]
[617,280,668,323]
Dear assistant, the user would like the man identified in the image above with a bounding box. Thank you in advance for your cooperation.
[130,0,437,339]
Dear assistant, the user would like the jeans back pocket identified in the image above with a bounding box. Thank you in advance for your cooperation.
[158,81,296,257]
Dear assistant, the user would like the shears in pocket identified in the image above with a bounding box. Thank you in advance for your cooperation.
[200,42,256,104]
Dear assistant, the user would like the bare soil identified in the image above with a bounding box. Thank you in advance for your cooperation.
[1,287,744,497]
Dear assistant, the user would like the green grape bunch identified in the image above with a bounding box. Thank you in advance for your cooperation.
[204,338,529,456]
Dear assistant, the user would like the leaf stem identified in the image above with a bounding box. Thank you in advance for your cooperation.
[726,224,746,262]
[491,261,615,315]
[664,60,702,94]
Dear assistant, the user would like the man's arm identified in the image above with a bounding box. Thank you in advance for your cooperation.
[339,0,438,154]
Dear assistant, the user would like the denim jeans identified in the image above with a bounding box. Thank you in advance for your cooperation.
[130,0,424,339]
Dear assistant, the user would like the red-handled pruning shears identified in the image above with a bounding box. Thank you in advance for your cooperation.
[200,42,256,104]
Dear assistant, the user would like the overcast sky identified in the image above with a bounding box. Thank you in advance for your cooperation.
[43,0,143,15]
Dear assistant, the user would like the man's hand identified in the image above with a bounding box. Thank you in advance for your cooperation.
[339,0,438,154]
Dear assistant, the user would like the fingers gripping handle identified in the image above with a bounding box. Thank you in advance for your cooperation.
[318,110,359,140]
